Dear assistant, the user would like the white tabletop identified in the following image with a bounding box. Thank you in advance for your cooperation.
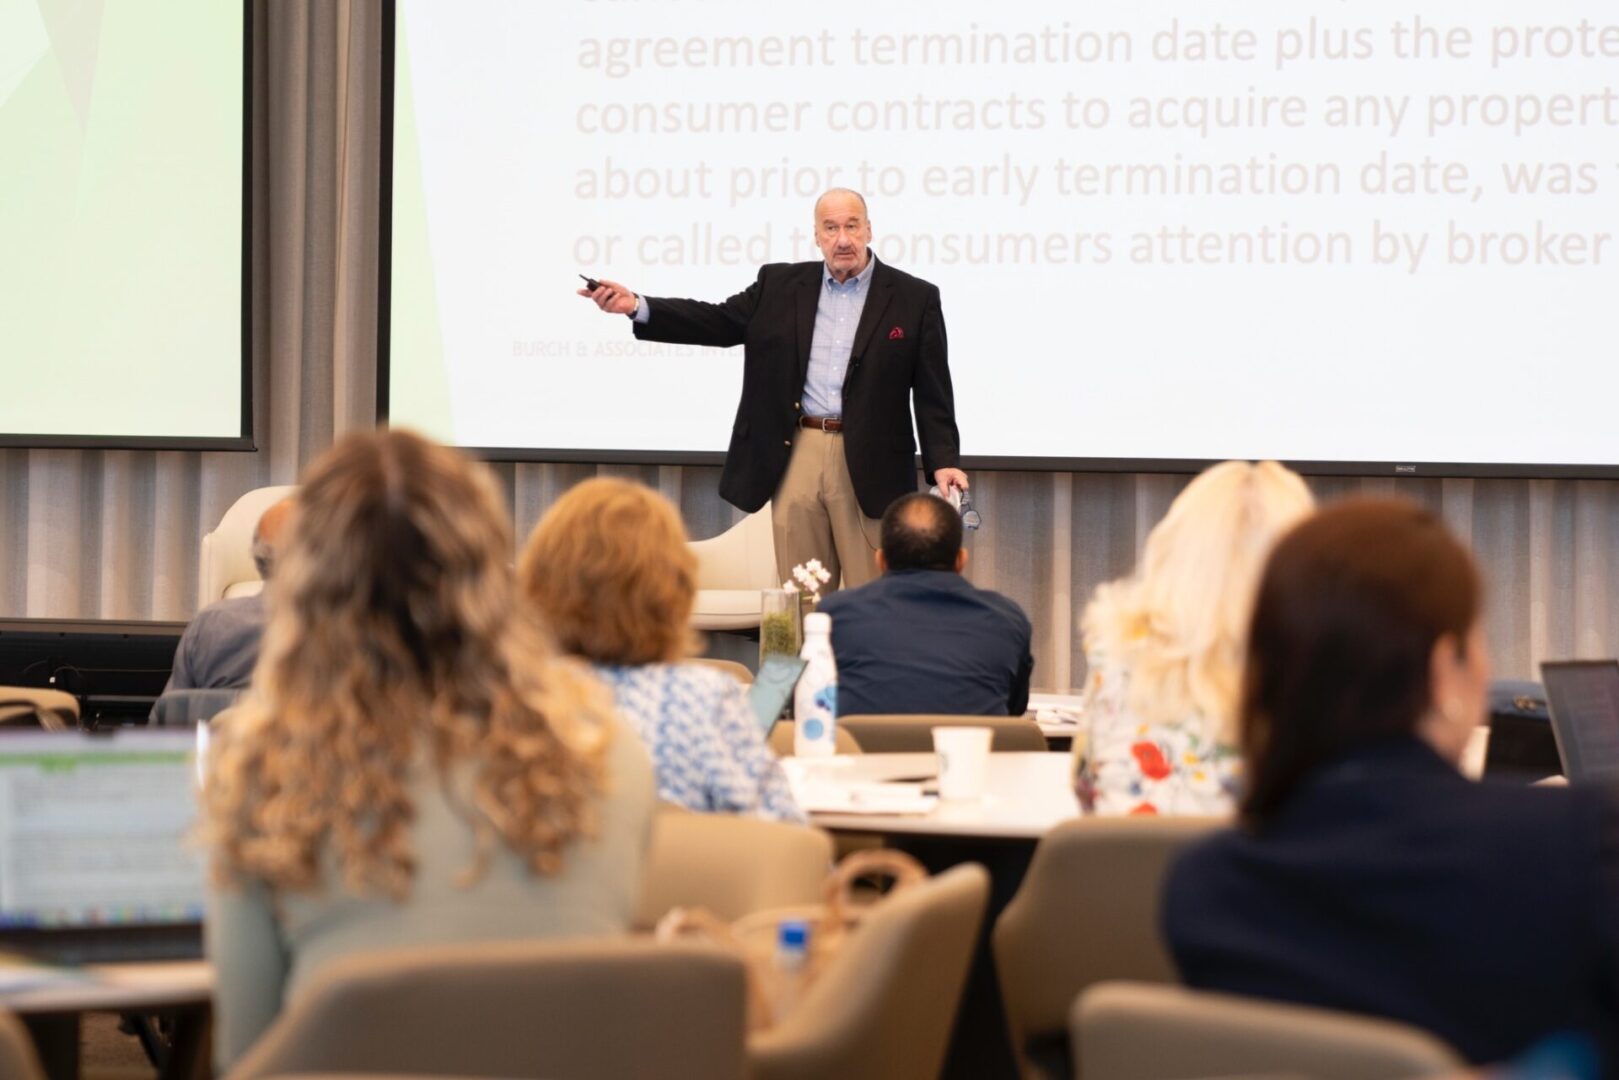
[0,960,212,1015]
[787,752,1080,840]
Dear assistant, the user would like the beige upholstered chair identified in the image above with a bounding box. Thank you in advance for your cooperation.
[226,938,748,1080]
[749,863,990,1080]
[690,657,754,685]
[0,1011,45,1080]
[767,720,863,755]
[839,714,1046,753]
[198,484,298,605]
[0,686,78,729]
[1073,981,1465,1080]
[688,506,777,631]
[993,816,1225,1079]
[636,808,834,930]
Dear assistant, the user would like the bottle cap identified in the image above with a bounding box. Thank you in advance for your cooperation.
[779,919,810,949]
[803,612,831,634]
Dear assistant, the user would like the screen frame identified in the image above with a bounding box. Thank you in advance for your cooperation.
[0,0,255,452]
[373,0,1617,481]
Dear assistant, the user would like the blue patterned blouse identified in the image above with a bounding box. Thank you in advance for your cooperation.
[593,662,805,823]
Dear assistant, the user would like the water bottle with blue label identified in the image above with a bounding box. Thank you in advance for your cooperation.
[794,612,838,757]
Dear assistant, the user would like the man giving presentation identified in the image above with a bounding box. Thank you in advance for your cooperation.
[580,188,967,591]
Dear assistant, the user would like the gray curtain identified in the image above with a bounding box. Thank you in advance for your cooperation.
[2,2,1615,689]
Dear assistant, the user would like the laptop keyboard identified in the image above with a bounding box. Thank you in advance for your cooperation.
[0,925,204,966]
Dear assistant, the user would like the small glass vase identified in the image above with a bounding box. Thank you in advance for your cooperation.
[759,588,802,667]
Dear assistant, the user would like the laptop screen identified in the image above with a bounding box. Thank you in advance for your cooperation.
[748,656,807,735]
[0,729,204,929]
[1540,661,1619,783]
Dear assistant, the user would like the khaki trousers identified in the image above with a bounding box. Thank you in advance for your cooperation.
[772,428,883,593]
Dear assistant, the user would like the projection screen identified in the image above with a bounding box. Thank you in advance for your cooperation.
[0,0,249,449]
[382,0,1619,476]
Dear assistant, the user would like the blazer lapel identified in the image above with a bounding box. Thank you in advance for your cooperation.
[850,258,895,362]
[795,264,819,387]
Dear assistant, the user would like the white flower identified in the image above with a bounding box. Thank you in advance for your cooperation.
[782,580,800,594]
[815,567,832,584]
[793,566,815,587]
[805,559,825,574]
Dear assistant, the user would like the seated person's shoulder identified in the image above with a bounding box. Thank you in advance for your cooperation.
[674,661,744,699]
[1470,776,1618,849]
[817,587,866,616]
[974,585,1033,635]
[640,660,747,712]
[1162,826,1247,911]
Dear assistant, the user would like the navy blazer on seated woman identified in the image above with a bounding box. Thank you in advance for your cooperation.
[1163,498,1619,1070]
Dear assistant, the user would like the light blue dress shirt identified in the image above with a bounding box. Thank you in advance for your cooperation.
[630,255,876,419]
[801,255,875,418]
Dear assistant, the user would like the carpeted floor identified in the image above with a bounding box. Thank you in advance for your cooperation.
[81,1013,158,1080]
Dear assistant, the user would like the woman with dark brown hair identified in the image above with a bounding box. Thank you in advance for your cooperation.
[1164,498,1619,1068]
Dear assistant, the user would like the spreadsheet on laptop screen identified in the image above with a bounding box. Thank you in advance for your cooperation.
[0,731,204,929]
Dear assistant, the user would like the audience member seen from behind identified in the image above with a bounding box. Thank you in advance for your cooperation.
[819,492,1033,717]
[520,477,803,822]
[165,498,295,692]
[1075,461,1313,816]
[1164,498,1619,1068]
[202,432,654,1070]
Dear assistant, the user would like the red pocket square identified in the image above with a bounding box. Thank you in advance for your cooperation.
[888,326,905,340]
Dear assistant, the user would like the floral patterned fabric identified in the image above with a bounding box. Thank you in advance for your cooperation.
[1072,656,1240,817]
[594,662,806,823]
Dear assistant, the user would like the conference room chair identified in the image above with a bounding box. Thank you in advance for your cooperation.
[837,714,1047,754]
[0,1010,45,1080]
[1072,981,1465,1080]
[148,688,241,727]
[635,807,834,930]
[687,504,778,632]
[993,816,1225,1080]
[767,720,863,755]
[749,863,990,1080]
[0,686,78,729]
[198,484,298,605]
[226,938,748,1080]
[690,657,754,685]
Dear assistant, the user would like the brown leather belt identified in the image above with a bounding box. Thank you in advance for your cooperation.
[799,416,843,432]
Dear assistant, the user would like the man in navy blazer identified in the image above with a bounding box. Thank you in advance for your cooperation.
[579,190,966,592]
[818,493,1033,717]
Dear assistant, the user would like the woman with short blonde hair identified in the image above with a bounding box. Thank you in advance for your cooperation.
[522,478,802,821]
[204,431,654,1069]
[1074,460,1314,815]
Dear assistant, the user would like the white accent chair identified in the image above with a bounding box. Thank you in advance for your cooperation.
[688,505,778,631]
[198,485,297,606]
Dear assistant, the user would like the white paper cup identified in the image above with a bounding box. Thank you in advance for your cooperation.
[934,726,993,801]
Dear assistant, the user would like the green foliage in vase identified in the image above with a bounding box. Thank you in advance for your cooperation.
[760,611,799,657]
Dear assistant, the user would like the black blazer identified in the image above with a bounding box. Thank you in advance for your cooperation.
[634,258,960,519]
[1164,738,1619,1069]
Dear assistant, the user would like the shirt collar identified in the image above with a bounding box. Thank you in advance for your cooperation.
[823,252,876,291]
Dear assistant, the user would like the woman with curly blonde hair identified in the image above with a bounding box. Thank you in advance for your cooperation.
[203,431,654,1069]
[520,478,802,821]
[1073,460,1313,816]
